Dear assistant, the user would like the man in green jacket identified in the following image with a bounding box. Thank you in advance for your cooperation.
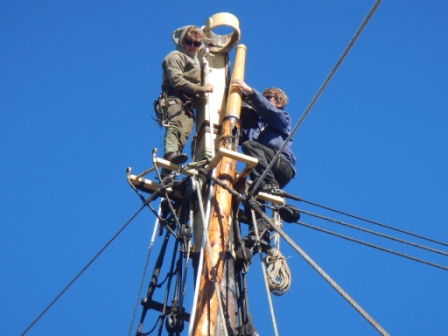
[159,25,213,170]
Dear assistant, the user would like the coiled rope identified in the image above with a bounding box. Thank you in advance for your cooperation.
[264,249,291,296]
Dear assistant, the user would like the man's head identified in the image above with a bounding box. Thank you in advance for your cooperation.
[183,26,203,56]
[262,88,288,110]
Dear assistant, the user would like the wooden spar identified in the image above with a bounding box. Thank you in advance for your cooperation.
[192,44,247,336]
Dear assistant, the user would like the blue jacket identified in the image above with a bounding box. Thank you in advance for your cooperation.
[239,89,296,176]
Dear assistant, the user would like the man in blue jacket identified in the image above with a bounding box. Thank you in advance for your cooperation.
[231,79,296,251]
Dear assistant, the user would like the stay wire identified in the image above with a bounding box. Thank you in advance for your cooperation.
[298,208,448,256]
[250,0,383,196]
[296,220,448,271]
[21,203,148,336]
[283,193,448,248]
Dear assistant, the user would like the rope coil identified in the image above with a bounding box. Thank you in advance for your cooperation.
[264,249,291,296]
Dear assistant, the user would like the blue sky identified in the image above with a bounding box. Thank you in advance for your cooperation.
[1,1,447,335]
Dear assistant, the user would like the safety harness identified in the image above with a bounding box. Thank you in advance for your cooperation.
[153,91,195,128]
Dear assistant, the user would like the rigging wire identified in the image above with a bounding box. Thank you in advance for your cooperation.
[250,0,383,195]
[282,193,448,248]
[298,208,448,256]
[266,195,448,259]
[295,220,448,271]
[20,203,148,336]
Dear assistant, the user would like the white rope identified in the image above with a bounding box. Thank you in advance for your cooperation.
[264,249,291,296]
[249,207,291,295]
[263,211,291,296]
[271,211,282,250]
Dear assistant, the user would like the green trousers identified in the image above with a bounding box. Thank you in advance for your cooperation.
[163,97,194,155]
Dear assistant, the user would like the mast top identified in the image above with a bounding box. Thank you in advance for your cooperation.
[204,12,240,53]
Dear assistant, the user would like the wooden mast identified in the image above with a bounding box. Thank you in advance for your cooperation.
[192,44,247,335]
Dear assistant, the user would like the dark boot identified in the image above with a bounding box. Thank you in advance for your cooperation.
[278,204,300,223]
[164,151,188,165]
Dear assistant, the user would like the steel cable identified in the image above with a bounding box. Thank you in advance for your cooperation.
[298,208,448,256]
[21,203,148,336]
[296,220,448,271]
[294,196,448,248]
